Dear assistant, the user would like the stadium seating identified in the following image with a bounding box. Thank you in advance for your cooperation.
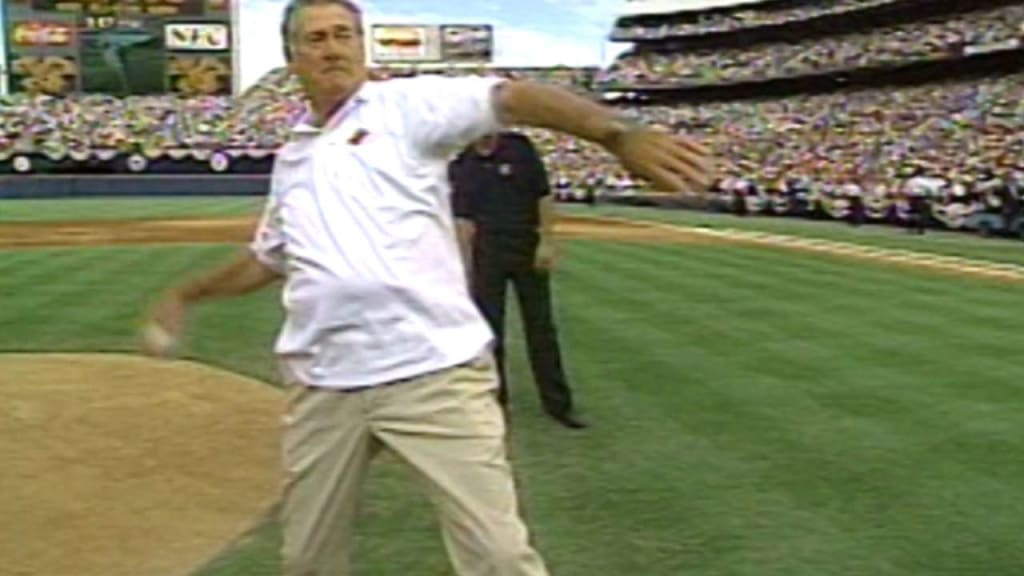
[2,2,1022,234]
[0,66,591,164]
[611,0,906,40]
[600,4,1024,88]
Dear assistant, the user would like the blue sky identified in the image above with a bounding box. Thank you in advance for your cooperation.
[0,0,641,92]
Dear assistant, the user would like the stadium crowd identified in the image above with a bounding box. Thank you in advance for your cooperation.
[647,72,1024,231]
[2,11,1022,232]
[600,4,1024,87]
[538,72,1024,228]
[3,67,1022,213]
[613,0,903,40]
[0,66,592,161]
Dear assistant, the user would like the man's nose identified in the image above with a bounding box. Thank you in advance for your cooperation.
[322,37,345,58]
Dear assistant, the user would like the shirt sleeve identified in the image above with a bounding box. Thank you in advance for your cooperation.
[400,75,507,159]
[248,186,287,274]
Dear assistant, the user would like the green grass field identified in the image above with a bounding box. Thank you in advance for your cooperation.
[0,197,264,223]
[2,198,1023,575]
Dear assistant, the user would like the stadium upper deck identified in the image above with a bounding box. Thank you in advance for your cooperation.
[601,0,1024,89]
[612,0,909,41]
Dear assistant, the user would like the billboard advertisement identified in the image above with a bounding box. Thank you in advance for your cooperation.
[167,54,231,94]
[370,24,493,64]
[3,0,235,96]
[11,21,76,47]
[10,54,78,96]
[440,24,493,63]
[164,23,230,51]
[370,25,441,63]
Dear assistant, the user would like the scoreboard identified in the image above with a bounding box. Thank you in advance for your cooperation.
[3,0,236,96]
[29,1,209,16]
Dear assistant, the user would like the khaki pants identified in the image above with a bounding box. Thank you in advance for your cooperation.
[280,355,550,576]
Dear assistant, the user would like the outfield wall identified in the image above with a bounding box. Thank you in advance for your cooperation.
[0,175,270,199]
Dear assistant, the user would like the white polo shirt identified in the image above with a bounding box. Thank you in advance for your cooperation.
[250,75,505,390]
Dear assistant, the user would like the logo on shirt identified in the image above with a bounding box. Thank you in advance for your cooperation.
[348,128,369,145]
[498,163,512,176]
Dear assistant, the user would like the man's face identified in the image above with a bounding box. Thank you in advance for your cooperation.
[288,3,367,100]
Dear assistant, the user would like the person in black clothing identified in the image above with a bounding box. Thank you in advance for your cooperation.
[998,175,1021,233]
[449,131,585,430]
[731,180,748,216]
[846,185,866,227]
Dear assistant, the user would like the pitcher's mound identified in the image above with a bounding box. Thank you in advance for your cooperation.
[0,353,283,576]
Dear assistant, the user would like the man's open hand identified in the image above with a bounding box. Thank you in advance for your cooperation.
[606,127,715,193]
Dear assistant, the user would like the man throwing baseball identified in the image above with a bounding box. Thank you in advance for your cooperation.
[141,1,714,574]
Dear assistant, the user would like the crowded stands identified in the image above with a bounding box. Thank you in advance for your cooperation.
[612,0,903,40]
[533,72,1024,226]
[600,3,1024,88]
[0,66,593,163]
[642,73,1024,231]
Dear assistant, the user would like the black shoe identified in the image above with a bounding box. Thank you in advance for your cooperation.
[549,411,588,429]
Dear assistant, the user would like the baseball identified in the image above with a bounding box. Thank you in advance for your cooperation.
[142,323,178,357]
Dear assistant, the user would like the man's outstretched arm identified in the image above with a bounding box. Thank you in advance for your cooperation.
[175,249,281,303]
[492,80,715,193]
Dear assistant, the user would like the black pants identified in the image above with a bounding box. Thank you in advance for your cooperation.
[908,199,928,234]
[472,232,573,416]
[847,198,865,227]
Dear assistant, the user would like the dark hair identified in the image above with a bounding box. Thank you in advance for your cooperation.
[281,0,364,62]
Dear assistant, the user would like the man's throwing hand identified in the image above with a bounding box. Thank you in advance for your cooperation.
[141,291,187,358]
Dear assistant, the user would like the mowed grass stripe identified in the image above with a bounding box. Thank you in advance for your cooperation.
[569,231,1024,528]
[0,250,47,273]
[562,240,1024,573]
[0,246,204,350]
[581,240,1020,356]
[598,239,1024,561]
[571,204,1024,266]
[608,238,1024,338]
[0,244,286,382]
[0,196,263,222]
[568,240,1023,441]
[578,241,1024,419]
[560,247,909,572]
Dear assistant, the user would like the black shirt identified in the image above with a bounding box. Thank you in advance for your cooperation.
[449,132,550,236]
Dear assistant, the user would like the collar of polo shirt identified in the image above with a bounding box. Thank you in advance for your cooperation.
[292,81,376,135]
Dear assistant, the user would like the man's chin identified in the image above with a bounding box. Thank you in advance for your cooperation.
[309,78,352,97]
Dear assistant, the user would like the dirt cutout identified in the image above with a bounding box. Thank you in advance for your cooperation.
[0,353,282,576]
[0,217,260,248]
